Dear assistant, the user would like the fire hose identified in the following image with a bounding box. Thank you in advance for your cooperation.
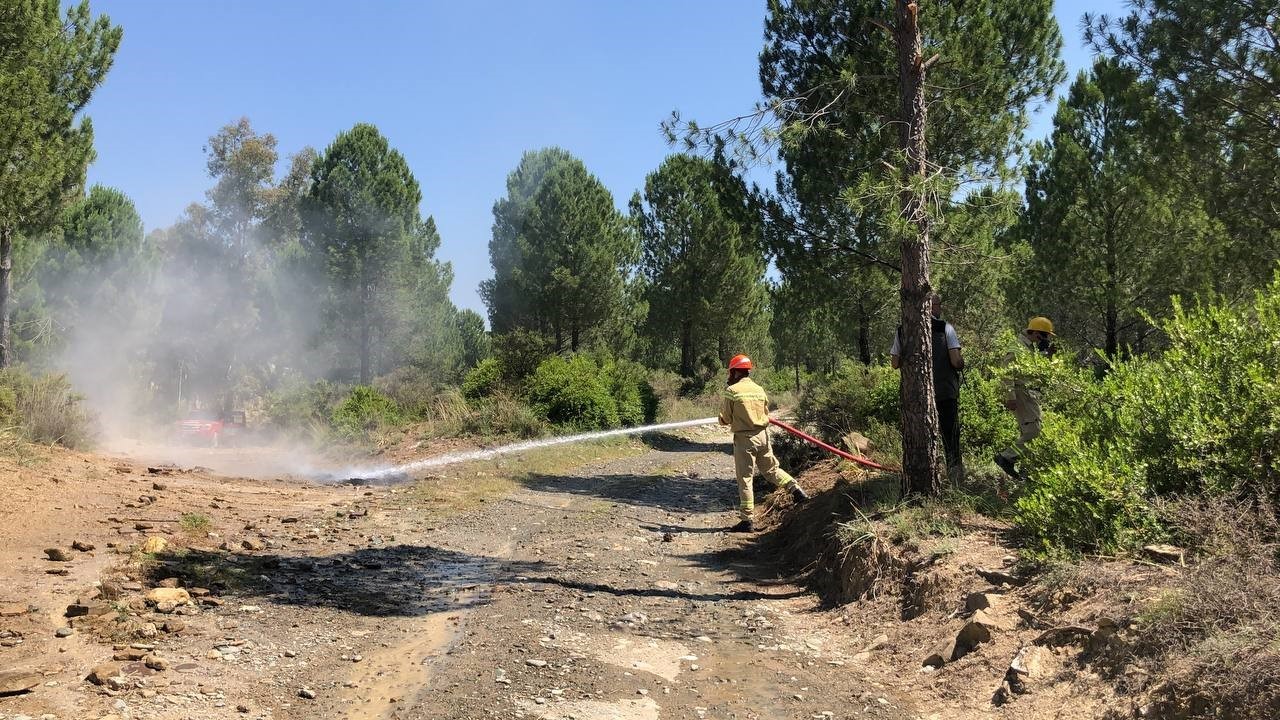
[768,417,899,473]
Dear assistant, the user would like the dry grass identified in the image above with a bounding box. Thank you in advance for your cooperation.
[1127,498,1280,719]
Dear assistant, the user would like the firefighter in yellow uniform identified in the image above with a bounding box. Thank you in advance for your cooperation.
[719,354,808,532]
[995,316,1056,485]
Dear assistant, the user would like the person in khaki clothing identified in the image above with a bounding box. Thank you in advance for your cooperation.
[719,354,808,532]
[995,316,1056,486]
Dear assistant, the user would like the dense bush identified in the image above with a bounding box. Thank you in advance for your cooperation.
[461,357,503,400]
[1014,279,1280,556]
[523,353,657,430]
[330,386,402,439]
[492,329,553,383]
[525,354,620,429]
[797,362,899,446]
[0,368,92,448]
[262,380,346,435]
[374,366,442,420]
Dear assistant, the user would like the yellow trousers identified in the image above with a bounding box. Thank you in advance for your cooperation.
[733,428,794,520]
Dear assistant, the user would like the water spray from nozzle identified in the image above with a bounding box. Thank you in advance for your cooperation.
[333,416,722,484]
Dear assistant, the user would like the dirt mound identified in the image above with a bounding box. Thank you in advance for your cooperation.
[750,460,1142,718]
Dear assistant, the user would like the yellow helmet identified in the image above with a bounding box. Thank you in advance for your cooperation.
[1026,316,1055,336]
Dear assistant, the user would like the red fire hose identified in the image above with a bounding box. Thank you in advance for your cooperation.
[768,417,899,473]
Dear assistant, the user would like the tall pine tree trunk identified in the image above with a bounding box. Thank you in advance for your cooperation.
[679,320,694,378]
[895,0,943,497]
[1104,228,1119,362]
[0,225,10,368]
[857,318,871,365]
[359,279,371,385]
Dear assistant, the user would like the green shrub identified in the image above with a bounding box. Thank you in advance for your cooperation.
[0,368,91,448]
[957,367,1018,463]
[375,366,439,420]
[797,361,900,446]
[1014,415,1157,556]
[525,354,619,430]
[493,329,553,383]
[599,357,656,426]
[263,380,345,435]
[330,386,402,438]
[1012,276,1280,556]
[461,358,503,400]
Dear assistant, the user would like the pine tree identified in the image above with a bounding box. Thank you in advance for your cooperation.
[482,149,635,352]
[758,0,1064,494]
[1019,60,1218,361]
[302,123,432,384]
[1089,0,1280,294]
[0,0,121,366]
[631,154,768,378]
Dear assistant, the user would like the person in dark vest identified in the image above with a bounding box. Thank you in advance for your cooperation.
[890,293,965,482]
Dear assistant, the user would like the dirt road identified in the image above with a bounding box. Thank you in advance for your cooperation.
[0,430,915,720]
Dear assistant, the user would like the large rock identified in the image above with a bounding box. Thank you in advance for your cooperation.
[65,602,112,619]
[86,662,125,686]
[44,548,71,562]
[145,588,190,606]
[972,609,1016,632]
[922,621,992,667]
[0,604,29,617]
[0,670,41,695]
[964,592,1001,613]
[1009,645,1051,679]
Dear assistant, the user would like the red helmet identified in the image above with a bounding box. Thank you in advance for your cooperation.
[728,354,753,371]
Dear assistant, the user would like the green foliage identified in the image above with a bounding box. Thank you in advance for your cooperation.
[521,353,655,431]
[0,0,122,364]
[492,328,553,383]
[631,154,769,378]
[1017,59,1218,360]
[303,123,452,384]
[797,362,899,447]
[1013,277,1280,556]
[461,358,502,400]
[461,393,547,439]
[330,385,401,439]
[525,355,620,430]
[597,356,656,426]
[0,367,91,448]
[481,148,637,352]
[179,513,211,534]
[1089,0,1280,297]
[262,380,346,436]
[1014,415,1157,556]
[956,363,1018,463]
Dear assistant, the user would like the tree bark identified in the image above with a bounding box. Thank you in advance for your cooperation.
[359,278,371,385]
[895,0,944,497]
[0,225,13,368]
[1104,226,1118,362]
[679,320,694,378]
[857,317,871,365]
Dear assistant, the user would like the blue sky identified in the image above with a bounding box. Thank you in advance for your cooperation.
[83,0,1122,317]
